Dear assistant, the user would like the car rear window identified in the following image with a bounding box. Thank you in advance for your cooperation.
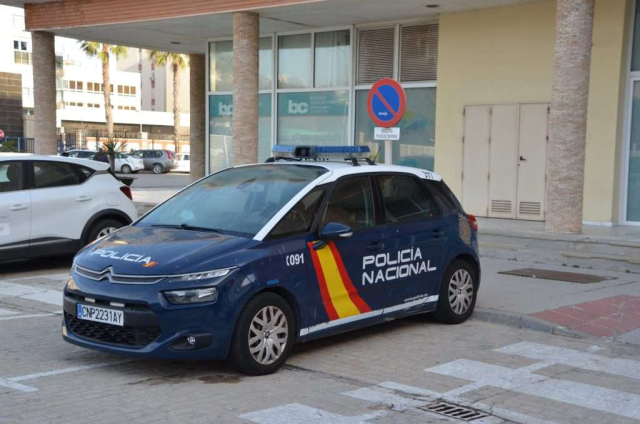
[422,180,462,215]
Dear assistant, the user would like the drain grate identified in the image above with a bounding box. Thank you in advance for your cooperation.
[420,401,489,421]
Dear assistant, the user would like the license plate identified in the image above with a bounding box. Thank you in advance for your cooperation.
[76,303,124,327]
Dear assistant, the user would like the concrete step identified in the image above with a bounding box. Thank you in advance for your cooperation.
[479,234,640,274]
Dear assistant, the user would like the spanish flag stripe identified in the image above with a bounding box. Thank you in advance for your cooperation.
[307,242,339,321]
[328,242,371,313]
[314,245,361,318]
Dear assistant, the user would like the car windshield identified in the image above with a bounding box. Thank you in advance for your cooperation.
[137,164,328,237]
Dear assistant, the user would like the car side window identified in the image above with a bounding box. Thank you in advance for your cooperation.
[156,151,163,158]
[320,177,375,231]
[377,175,437,223]
[74,165,95,183]
[0,161,24,193]
[184,154,190,161]
[269,187,326,239]
[33,161,82,189]
[422,180,460,216]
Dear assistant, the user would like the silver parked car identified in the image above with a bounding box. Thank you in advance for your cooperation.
[131,150,177,174]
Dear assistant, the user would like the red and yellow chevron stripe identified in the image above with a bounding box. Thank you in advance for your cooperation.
[307,241,371,321]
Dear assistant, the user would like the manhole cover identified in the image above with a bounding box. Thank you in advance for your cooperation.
[499,268,614,284]
[420,401,489,421]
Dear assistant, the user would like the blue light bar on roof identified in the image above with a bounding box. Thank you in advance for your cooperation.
[272,145,371,160]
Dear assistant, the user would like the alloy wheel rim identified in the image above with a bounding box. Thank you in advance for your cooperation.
[448,269,474,315]
[97,227,117,239]
[154,165,162,173]
[248,306,288,365]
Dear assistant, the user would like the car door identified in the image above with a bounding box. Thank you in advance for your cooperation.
[304,175,391,332]
[29,160,98,252]
[0,161,31,260]
[374,173,447,310]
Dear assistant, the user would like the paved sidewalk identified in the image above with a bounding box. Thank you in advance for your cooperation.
[476,257,640,346]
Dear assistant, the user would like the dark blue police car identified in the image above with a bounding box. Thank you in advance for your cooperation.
[63,146,480,375]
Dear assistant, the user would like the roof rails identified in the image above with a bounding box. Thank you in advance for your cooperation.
[266,145,376,166]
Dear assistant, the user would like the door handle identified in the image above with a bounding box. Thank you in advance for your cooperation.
[520,156,526,161]
[9,204,28,211]
[75,196,92,202]
[431,229,445,238]
[366,241,385,252]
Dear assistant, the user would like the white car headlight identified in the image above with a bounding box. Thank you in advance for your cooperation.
[169,267,234,282]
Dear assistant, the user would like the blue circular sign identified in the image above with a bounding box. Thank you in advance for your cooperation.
[367,78,407,127]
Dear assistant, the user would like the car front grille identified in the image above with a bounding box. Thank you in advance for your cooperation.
[66,313,161,348]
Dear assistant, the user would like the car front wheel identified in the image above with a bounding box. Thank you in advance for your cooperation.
[121,165,132,174]
[229,293,295,376]
[433,259,478,324]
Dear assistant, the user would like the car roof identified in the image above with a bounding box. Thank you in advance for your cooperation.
[0,153,110,171]
[237,160,442,182]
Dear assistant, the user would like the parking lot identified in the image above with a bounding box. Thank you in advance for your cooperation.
[1,259,640,424]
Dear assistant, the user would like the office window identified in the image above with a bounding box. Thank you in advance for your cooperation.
[209,40,234,91]
[69,81,76,90]
[131,87,136,96]
[13,40,30,65]
[77,82,83,91]
[357,28,395,85]
[400,24,439,82]
[259,37,273,90]
[314,30,350,88]
[117,85,123,95]
[124,86,130,95]
[278,91,349,146]
[87,82,93,92]
[355,87,436,169]
[278,34,312,89]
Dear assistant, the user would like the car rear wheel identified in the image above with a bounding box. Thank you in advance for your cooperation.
[152,163,164,174]
[229,292,295,376]
[121,165,132,174]
[433,259,478,324]
[87,219,123,243]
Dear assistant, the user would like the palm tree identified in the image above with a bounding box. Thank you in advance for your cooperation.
[148,51,187,151]
[79,42,128,140]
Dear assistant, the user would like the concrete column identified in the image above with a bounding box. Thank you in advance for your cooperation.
[232,11,259,165]
[189,54,206,182]
[545,0,595,234]
[31,31,57,155]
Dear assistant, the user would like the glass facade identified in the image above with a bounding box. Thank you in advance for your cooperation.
[314,30,350,88]
[207,25,438,174]
[277,91,349,145]
[209,94,272,170]
[355,87,436,170]
[627,82,640,222]
[278,34,312,89]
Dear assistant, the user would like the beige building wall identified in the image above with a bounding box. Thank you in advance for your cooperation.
[435,0,630,224]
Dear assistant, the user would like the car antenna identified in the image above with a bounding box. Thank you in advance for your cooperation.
[372,145,381,164]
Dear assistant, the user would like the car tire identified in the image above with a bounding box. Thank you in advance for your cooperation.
[86,219,123,243]
[433,259,478,325]
[152,163,164,174]
[121,165,132,174]
[229,292,295,376]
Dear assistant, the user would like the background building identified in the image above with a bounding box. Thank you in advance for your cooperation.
[6,0,640,231]
[0,5,190,151]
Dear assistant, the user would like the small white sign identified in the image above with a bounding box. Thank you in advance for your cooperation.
[374,127,400,141]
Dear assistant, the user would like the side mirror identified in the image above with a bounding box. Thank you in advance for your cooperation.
[320,222,353,240]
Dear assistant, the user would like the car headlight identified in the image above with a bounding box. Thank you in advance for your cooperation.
[164,287,218,305]
[169,268,234,282]
[66,276,78,291]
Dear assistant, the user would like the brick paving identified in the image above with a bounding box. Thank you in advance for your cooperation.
[532,295,640,338]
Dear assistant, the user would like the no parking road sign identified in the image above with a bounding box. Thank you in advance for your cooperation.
[367,78,406,128]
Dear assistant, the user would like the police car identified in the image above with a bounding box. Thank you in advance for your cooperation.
[63,146,480,375]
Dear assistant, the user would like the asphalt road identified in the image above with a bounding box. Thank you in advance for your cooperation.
[1,261,640,424]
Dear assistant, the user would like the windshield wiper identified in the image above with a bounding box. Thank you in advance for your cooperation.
[151,223,224,233]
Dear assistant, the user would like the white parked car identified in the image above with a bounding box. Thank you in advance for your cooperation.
[63,149,144,174]
[175,152,190,173]
[0,154,138,263]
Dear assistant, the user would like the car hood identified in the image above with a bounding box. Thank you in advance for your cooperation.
[76,226,251,275]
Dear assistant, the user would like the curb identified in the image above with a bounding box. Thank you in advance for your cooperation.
[471,307,595,340]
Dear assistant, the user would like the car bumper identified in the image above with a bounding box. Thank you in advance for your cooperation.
[61,271,244,360]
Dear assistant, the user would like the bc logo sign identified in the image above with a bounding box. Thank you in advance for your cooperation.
[367,78,407,127]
